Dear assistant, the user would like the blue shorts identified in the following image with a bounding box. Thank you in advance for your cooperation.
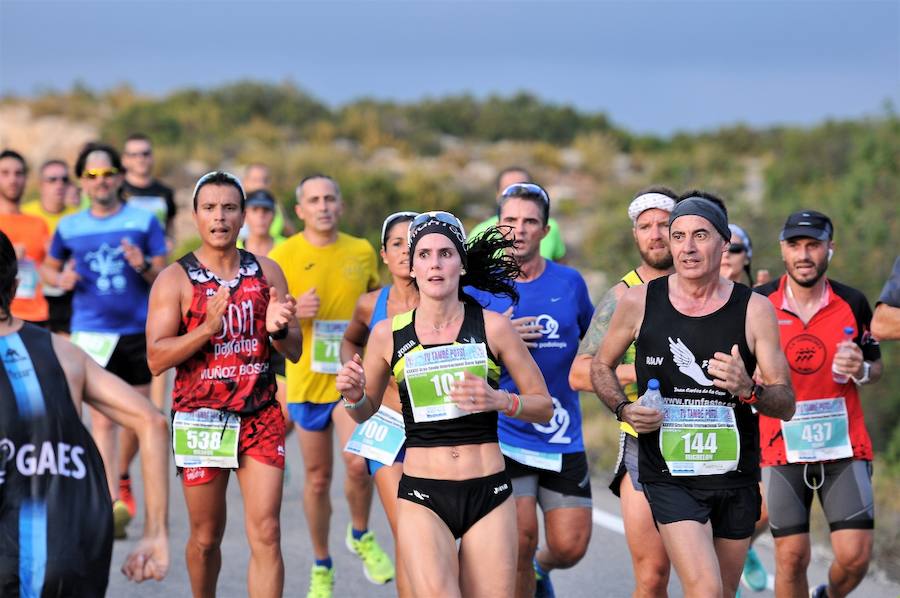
[366,447,406,476]
[288,401,340,432]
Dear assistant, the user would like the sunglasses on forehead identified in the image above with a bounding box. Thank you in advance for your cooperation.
[83,167,119,180]
[728,243,748,254]
[381,211,419,246]
[408,211,466,244]
[499,183,550,206]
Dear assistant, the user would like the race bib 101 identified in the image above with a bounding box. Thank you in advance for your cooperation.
[404,343,488,423]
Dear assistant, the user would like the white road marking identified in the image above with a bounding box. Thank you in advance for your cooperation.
[592,507,625,534]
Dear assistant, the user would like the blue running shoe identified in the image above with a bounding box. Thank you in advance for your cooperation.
[533,556,555,598]
[741,546,768,591]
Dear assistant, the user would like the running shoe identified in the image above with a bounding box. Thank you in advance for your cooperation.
[118,476,137,517]
[306,564,334,598]
[345,524,395,584]
[741,546,768,591]
[810,583,828,598]
[112,499,132,540]
[534,556,556,598]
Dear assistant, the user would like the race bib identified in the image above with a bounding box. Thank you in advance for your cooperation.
[70,331,120,367]
[659,402,740,476]
[499,441,563,472]
[404,343,488,423]
[311,320,348,374]
[344,406,406,466]
[173,408,240,468]
[15,259,38,299]
[781,397,852,463]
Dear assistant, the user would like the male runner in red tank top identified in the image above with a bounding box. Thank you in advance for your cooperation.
[146,171,301,598]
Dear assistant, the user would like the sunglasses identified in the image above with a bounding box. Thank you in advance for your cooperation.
[499,183,550,206]
[728,243,748,254]
[125,150,152,158]
[43,175,70,184]
[408,211,466,244]
[83,167,120,180]
[381,211,419,247]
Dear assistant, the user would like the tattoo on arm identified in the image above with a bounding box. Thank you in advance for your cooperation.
[577,289,618,356]
[590,357,628,413]
[755,384,795,420]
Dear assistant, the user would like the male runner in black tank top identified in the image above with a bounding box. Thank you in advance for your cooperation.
[0,230,170,596]
[590,195,795,597]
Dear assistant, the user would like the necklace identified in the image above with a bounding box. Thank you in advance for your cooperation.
[428,306,463,333]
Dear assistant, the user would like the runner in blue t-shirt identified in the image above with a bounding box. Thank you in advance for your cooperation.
[40,142,168,540]
[467,183,593,598]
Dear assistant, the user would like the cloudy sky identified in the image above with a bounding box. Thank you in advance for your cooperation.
[1,0,897,134]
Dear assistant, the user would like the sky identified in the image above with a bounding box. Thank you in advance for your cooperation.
[1,0,898,135]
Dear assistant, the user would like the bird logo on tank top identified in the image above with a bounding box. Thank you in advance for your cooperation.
[668,337,714,386]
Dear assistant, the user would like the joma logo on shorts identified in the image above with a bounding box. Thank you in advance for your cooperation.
[493,483,509,494]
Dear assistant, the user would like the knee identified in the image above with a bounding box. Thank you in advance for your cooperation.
[92,413,116,435]
[248,515,281,551]
[546,536,588,569]
[304,466,332,496]
[633,556,670,595]
[834,544,871,577]
[343,454,369,482]
[776,546,811,577]
[189,525,225,556]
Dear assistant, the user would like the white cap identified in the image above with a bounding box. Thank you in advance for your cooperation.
[628,192,676,224]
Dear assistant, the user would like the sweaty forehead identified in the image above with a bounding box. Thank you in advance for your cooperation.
[500,196,543,219]
[197,183,242,205]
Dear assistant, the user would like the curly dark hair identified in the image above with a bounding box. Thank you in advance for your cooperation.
[459,226,521,304]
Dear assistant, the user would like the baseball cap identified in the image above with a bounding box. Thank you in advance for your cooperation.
[245,189,276,210]
[779,210,833,242]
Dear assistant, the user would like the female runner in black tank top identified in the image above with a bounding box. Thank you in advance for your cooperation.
[336,212,552,597]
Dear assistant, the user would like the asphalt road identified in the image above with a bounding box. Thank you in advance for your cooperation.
[109,435,900,597]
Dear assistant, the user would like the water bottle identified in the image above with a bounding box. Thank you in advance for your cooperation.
[831,326,855,384]
[639,378,664,411]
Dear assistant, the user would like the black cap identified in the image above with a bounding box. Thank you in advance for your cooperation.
[245,189,276,210]
[779,210,833,241]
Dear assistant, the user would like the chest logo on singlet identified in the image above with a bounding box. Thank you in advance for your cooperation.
[668,337,714,387]
[785,334,826,375]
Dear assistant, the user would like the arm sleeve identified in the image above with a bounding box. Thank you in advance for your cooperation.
[877,256,900,307]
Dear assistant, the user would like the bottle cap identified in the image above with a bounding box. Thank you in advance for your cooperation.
[843,326,854,335]
[648,378,660,390]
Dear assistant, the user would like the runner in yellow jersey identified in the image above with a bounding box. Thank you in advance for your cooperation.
[569,186,676,597]
[269,174,393,598]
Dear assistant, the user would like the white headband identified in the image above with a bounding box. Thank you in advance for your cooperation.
[628,193,676,223]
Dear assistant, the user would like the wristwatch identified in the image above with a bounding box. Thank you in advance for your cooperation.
[851,361,871,385]
[740,384,763,405]
[134,258,151,274]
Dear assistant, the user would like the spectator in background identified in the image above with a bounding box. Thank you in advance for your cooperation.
[22,159,80,334]
[40,141,168,540]
[872,256,900,340]
[243,162,296,238]
[120,133,176,238]
[0,149,50,326]
[467,166,566,261]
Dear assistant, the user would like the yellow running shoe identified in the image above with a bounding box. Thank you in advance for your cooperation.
[345,524,395,584]
[112,499,132,540]
[306,564,334,598]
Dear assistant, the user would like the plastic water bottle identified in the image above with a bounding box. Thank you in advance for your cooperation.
[831,326,855,384]
[639,378,664,410]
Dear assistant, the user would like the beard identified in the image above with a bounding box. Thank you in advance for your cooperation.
[639,245,673,270]
[787,260,828,288]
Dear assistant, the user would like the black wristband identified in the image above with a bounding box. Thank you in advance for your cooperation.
[614,400,630,422]
[269,326,288,341]
[134,258,151,274]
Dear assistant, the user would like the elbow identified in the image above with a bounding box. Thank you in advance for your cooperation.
[287,345,302,364]
[147,355,165,378]
[781,401,796,422]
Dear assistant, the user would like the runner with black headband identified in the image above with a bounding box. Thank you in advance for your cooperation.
[340,211,418,596]
[591,194,795,597]
[336,211,553,597]
[569,186,677,598]
[145,171,301,598]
